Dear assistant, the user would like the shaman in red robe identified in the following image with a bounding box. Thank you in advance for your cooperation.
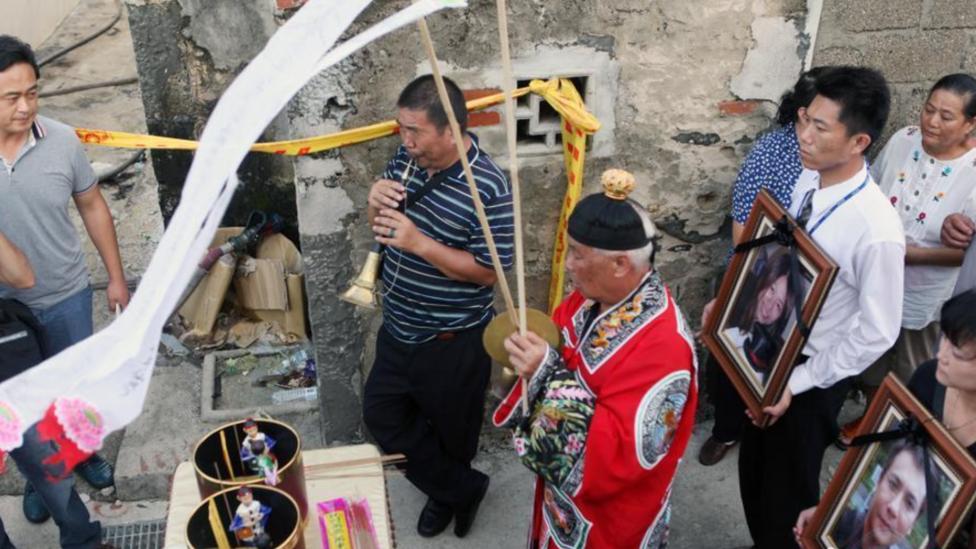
[493,271,698,548]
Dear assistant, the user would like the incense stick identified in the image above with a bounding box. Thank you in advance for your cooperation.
[304,453,407,475]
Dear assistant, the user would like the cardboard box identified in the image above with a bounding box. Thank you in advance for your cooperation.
[234,257,288,310]
[178,227,242,336]
[178,229,307,340]
[248,234,306,339]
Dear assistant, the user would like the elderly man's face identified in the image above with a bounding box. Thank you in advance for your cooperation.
[864,449,926,547]
[565,238,619,303]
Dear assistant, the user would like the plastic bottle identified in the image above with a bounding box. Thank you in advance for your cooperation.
[280,347,311,371]
[271,386,318,405]
[272,345,315,376]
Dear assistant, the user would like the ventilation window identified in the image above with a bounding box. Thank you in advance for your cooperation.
[514,75,590,154]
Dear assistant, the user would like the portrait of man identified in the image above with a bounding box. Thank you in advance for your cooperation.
[827,436,953,549]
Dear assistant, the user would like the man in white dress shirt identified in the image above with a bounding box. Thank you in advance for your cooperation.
[737,66,906,548]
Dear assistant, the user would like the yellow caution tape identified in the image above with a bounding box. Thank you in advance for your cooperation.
[73,79,597,156]
[77,78,598,313]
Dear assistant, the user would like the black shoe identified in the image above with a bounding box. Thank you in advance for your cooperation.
[22,482,51,524]
[454,473,489,538]
[417,498,453,538]
[76,454,114,489]
[697,436,737,466]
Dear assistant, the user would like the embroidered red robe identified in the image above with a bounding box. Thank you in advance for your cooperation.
[493,272,698,549]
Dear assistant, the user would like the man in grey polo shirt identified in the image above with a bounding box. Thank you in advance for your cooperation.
[0,34,127,538]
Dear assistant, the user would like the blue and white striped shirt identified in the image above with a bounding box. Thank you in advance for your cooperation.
[380,136,514,343]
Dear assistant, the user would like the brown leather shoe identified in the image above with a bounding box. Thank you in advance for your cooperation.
[697,436,737,466]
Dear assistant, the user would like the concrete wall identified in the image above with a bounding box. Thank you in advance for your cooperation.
[1,0,81,47]
[125,0,821,442]
[813,0,976,148]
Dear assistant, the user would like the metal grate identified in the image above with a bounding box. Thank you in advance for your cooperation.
[101,519,166,549]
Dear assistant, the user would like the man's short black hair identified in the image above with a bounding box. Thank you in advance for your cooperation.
[0,35,39,79]
[813,66,890,153]
[397,74,467,133]
[941,289,976,349]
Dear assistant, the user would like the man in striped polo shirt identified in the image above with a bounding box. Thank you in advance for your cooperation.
[362,75,514,539]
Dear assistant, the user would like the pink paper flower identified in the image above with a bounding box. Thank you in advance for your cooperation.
[0,402,23,451]
[53,398,105,453]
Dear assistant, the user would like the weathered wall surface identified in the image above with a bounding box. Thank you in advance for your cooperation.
[125,0,298,232]
[124,0,818,442]
[813,0,976,149]
[1,0,81,46]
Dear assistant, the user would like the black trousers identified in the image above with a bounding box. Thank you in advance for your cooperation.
[362,323,491,509]
[706,353,747,443]
[739,373,850,549]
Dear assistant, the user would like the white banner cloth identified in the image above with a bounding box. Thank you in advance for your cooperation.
[0,0,464,464]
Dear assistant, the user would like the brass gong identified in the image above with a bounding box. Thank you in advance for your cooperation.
[482,308,561,369]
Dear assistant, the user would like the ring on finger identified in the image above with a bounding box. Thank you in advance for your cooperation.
[389,228,396,238]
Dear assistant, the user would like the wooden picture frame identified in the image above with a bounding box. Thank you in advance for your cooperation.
[802,375,976,548]
[701,190,838,425]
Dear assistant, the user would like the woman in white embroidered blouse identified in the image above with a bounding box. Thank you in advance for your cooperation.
[863,73,976,394]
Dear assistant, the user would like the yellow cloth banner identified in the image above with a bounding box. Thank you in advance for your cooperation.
[547,80,590,314]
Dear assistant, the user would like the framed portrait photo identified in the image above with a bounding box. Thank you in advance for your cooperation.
[701,189,838,425]
[802,376,976,549]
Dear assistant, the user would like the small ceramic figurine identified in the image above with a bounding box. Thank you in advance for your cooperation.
[229,486,272,548]
[240,418,278,484]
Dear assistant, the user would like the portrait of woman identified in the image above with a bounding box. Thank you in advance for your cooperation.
[722,246,798,388]
[702,190,838,421]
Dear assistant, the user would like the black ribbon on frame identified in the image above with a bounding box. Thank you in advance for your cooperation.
[731,215,810,338]
[849,417,941,549]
